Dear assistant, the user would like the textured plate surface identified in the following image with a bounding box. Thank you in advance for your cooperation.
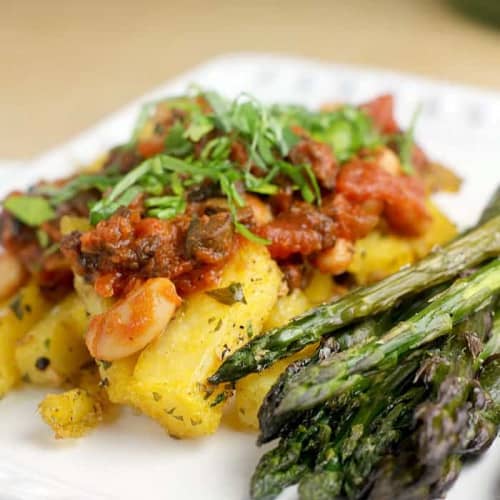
[0,53,499,500]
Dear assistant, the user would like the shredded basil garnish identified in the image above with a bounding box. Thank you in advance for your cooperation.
[9,295,24,320]
[396,104,422,175]
[3,195,55,227]
[14,89,391,245]
[205,282,247,306]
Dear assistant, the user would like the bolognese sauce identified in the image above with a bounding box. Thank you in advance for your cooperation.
[0,90,460,300]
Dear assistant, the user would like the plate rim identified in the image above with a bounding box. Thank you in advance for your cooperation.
[1,52,499,500]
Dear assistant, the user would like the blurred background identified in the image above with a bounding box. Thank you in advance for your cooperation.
[2,0,500,160]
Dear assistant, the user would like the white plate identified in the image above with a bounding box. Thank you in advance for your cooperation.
[1,53,499,500]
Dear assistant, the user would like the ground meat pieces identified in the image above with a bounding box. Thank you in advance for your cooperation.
[174,265,223,297]
[336,159,430,236]
[185,212,234,264]
[230,141,249,166]
[64,209,190,280]
[0,211,73,295]
[37,252,74,298]
[0,211,36,253]
[61,208,236,297]
[103,146,143,174]
[56,189,100,218]
[279,258,310,290]
[259,202,336,260]
[289,139,338,189]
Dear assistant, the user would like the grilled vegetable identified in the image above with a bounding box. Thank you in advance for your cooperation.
[248,186,500,500]
[210,215,500,384]
[363,307,495,500]
[258,313,392,443]
[260,260,500,433]
[251,356,423,500]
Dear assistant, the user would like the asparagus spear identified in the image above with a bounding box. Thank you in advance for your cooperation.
[250,408,334,500]
[210,215,500,384]
[339,387,424,500]
[258,313,394,443]
[258,288,448,443]
[365,449,456,500]
[298,386,424,500]
[367,358,500,500]
[479,355,500,427]
[479,186,500,224]
[414,305,493,466]
[252,355,422,500]
[367,310,500,500]
[461,315,500,453]
[479,312,500,362]
[254,304,500,500]
[262,260,500,431]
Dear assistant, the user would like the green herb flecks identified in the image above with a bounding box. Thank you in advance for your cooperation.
[43,89,383,244]
[36,229,50,248]
[396,104,422,175]
[210,392,229,407]
[129,95,200,145]
[184,112,214,142]
[36,174,119,206]
[3,195,55,227]
[88,153,271,244]
[270,103,382,163]
[130,100,158,144]
[9,295,24,320]
[164,122,193,156]
[206,282,247,306]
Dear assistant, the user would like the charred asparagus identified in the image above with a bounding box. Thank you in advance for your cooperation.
[210,216,500,384]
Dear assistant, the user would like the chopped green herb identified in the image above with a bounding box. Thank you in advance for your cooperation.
[398,104,422,175]
[184,112,214,142]
[164,122,193,156]
[272,103,382,162]
[36,174,118,206]
[9,295,24,320]
[129,100,158,144]
[36,229,50,248]
[43,243,60,257]
[43,338,51,349]
[36,89,386,248]
[152,392,162,402]
[247,321,254,339]
[210,392,228,407]
[206,282,247,306]
[3,195,55,227]
[203,91,232,132]
[201,137,231,161]
[100,360,113,370]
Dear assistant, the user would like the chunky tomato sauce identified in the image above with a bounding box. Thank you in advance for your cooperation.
[0,94,459,299]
